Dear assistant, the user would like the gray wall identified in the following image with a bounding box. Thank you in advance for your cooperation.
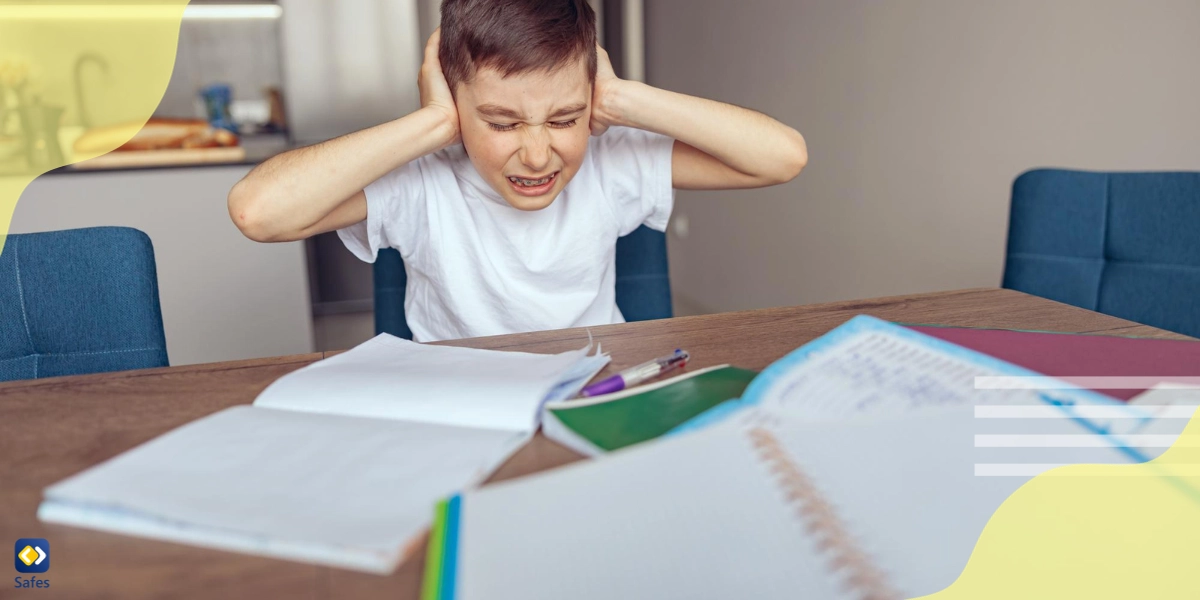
[646,0,1200,313]
[279,0,421,144]
[155,17,284,119]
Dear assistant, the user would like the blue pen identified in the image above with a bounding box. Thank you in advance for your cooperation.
[580,349,690,397]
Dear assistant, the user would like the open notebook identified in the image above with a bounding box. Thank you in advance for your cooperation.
[425,407,1142,600]
[38,333,609,574]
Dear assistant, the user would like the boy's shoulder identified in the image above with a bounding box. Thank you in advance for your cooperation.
[398,141,473,186]
[419,141,471,170]
[587,126,674,166]
[592,125,665,147]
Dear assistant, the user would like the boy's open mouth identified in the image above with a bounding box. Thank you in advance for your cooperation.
[506,171,559,196]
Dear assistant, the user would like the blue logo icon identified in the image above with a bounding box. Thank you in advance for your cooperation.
[14,539,49,573]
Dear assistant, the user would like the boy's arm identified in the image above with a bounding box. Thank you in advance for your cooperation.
[590,48,807,191]
[228,31,459,242]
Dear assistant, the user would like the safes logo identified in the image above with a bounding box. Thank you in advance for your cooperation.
[13,538,50,590]
[14,539,48,574]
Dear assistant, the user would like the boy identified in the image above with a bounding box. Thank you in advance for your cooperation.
[229,0,806,342]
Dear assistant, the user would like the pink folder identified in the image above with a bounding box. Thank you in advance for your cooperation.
[906,325,1200,401]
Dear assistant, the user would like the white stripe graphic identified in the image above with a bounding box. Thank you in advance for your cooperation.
[975,376,1200,390]
[974,434,1196,448]
[974,405,1198,419]
[975,463,1200,476]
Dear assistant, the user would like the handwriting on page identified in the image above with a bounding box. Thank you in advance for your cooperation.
[759,332,1036,419]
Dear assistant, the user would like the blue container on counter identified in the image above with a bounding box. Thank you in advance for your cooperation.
[200,84,237,133]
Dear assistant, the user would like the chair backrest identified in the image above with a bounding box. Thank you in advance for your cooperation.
[0,226,169,381]
[374,224,673,339]
[1002,169,1200,338]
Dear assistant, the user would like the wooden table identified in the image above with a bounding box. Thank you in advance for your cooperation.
[0,288,1190,599]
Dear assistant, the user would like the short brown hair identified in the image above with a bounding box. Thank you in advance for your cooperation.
[439,0,597,94]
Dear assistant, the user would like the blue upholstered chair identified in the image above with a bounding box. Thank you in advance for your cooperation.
[0,226,169,381]
[374,225,673,338]
[1002,169,1200,338]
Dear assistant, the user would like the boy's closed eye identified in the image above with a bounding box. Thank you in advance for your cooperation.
[487,120,579,132]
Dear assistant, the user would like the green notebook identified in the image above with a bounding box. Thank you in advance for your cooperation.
[541,364,758,456]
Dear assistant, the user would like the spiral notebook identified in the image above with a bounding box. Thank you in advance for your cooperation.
[423,406,1138,600]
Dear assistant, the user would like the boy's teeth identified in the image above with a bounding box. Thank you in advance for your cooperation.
[509,174,552,186]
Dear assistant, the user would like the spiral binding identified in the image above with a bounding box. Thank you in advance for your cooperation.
[746,427,902,600]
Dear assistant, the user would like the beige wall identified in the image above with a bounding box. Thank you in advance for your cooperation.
[646,0,1200,314]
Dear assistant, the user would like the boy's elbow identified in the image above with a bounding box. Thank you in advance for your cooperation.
[228,181,281,243]
[779,132,808,183]
[756,131,807,186]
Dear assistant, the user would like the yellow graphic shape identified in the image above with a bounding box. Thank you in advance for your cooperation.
[17,544,36,566]
[925,407,1200,599]
[0,0,187,252]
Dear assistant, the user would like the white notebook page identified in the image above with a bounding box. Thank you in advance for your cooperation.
[254,334,606,431]
[456,423,846,600]
[41,406,524,573]
[753,330,1055,416]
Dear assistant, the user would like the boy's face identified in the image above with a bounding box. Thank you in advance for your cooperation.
[454,55,592,211]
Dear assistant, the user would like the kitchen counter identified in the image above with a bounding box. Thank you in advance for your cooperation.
[0,133,297,177]
[51,144,288,174]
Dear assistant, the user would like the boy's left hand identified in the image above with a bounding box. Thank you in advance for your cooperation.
[589,45,622,137]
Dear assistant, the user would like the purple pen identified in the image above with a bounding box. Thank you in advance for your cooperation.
[580,349,690,397]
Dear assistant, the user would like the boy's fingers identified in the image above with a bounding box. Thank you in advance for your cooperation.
[424,28,441,62]
[589,118,607,137]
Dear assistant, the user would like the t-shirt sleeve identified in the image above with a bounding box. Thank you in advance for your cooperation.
[592,126,675,235]
[336,158,427,263]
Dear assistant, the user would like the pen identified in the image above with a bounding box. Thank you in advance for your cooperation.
[580,349,690,397]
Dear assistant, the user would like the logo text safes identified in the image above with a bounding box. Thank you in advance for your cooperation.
[14,538,50,589]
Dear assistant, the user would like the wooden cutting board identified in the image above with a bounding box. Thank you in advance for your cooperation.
[68,146,247,170]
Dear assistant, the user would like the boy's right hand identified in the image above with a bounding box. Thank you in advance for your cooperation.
[418,28,460,148]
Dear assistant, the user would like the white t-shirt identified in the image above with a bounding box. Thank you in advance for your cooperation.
[337,126,675,342]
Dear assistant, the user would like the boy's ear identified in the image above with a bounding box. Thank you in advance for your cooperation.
[448,76,467,102]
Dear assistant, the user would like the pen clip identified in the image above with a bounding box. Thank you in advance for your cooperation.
[661,349,690,370]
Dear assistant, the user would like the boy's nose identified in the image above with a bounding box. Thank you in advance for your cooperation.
[519,128,552,172]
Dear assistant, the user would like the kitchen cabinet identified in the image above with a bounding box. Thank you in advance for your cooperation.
[10,164,314,365]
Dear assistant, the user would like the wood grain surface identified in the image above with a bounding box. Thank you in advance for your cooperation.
[0,288,1191,599]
